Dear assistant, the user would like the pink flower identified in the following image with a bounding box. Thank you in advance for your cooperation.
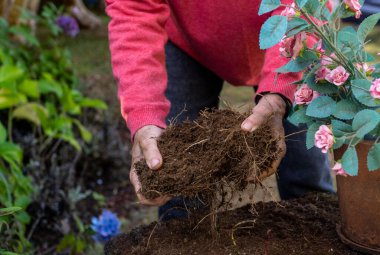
[314,125,334,154]
[279,32,307,59]
[279,37,293,58]
[344,0,362,19]
[332,162,349,177]
[370,79,380,99]
[325,66,350,86]
[315,66,331,82]
[356,63,375,76]
[294,84,319,105]
[281,3,297,20]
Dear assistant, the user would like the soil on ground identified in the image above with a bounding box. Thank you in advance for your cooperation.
[105,193,359,255]
[136,109,282,201]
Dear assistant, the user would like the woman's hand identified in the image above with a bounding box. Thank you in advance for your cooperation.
[241,94,287,181]
[130,125,171,206]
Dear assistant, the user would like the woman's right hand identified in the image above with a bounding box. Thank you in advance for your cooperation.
[129,125,171,206]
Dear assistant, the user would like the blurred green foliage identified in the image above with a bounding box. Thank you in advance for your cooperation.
[0,4,106,254]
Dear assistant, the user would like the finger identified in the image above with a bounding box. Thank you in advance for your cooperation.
[139,136,163,170]
[241,99,273,132]
[241,110,269,132]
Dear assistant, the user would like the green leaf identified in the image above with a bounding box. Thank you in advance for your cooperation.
[0,207,22,217]
[14,210,31,224]
[286,25,311,38]
[73,120,92,142]
[57,234,76,252]
[342,146,359,176]
[277,51,318,73]
[288,106,313,126]
[0,142,23,166]
[62,85,81,115]
[331,119,352,138]
[0,121,7,143]
[337,30,360,49]
[38,75,63,98]
[260,15,288,49]
[306,122,320,150]
[341,26,357,35]
[306,96,336,118]
[14,195,32,208]
[13,103,49,126]
[0,251,19,255]
[333,137,345,150]
[296,0,308,8]
[9,26,39,46]
[55,133,81,151]
[78,98,107,110]
[286,18,310,37]
[357,13,380,43]
[352,110,380,139]
[287,18,308,31]
[0,65,24,84]
[18,79,40,98]
[75,239,86,253]
[368,143,380,171]
[333,100,360,120]
[258,0,281,15]
[304,0,321,16]
[362,52,375,62]
[305,73,339,94]
[351,79,378,107]
[0,89,27,110]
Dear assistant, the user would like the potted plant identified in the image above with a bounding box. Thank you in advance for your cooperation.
[258,0,380,253]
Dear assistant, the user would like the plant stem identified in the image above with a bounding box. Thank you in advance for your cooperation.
[8,109,13,142]
[300,9,366,80]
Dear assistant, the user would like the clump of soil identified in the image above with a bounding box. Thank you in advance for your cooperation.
[136,109,282,200]
[105,193,359,255]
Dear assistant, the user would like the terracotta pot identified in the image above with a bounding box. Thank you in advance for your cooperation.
[334,141,380,254]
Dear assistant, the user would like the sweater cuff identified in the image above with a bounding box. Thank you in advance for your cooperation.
[256,73,298,103]
[254,92,292,119]
[126,107,167,140]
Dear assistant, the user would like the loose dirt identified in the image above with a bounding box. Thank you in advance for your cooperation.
[136,109,283,201]
[105,193,358,255]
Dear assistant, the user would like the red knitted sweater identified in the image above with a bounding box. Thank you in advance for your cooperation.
[106,0,315,137]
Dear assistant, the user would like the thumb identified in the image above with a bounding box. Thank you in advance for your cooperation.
[241,104,271,132]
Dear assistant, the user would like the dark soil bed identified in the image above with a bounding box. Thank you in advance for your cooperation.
[105,193,359,255]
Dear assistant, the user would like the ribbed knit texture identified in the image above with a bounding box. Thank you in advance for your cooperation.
[106,0,319,138]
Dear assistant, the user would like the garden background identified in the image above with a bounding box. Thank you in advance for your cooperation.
[1,0,380,254]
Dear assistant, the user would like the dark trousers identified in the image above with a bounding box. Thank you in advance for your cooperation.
[159,41,334,220]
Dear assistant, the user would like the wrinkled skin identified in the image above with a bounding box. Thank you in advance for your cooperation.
[130,94,287,206]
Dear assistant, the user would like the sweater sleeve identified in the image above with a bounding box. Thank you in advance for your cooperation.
[106,0,170,138]
[256,0,318,103]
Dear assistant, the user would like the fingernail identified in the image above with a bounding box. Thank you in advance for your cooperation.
[149,159,160,169]
[242,121,252,131]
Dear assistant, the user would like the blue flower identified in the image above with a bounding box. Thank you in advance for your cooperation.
[91,210,121,243]
[55,15,80,37]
